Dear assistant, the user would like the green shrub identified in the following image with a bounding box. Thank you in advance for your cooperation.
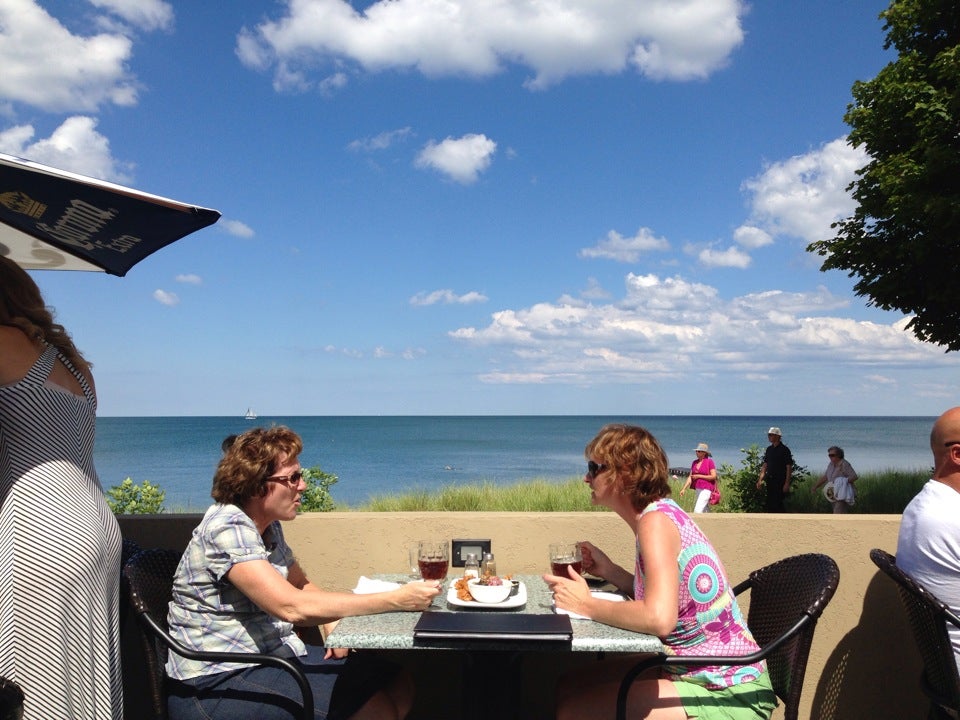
[299,466,338,512]
[107,478,165,514]
[714,444,811,512]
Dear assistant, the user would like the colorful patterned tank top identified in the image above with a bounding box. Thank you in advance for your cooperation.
[635,498,766,688]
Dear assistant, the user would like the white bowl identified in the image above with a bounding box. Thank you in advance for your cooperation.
[467,577,512,604]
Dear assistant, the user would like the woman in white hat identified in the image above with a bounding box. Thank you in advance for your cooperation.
[680,442,718,513]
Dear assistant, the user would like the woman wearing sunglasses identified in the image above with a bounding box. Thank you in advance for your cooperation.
[543,424,776,720]
[166,426,440,720]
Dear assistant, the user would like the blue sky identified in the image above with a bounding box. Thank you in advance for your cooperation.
[2,0,956,417]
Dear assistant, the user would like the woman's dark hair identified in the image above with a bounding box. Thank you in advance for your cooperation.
[585,424,671,511]
[828,445,844,459]
[212,426,303,506]
[0,256,90,373]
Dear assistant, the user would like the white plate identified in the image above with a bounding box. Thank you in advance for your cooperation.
[554,590,626,619]
[447,581,527,609]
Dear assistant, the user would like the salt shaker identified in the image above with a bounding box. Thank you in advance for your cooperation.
[464,553,480,580]
[481,552,496,578]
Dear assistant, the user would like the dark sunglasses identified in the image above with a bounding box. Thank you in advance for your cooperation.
[265,470,304,487]
[827,453,838,458]
[587,461,608,479]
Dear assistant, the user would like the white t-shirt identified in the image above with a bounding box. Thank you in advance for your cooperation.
[896,479,960,669]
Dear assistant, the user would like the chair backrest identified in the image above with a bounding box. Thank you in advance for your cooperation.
[738,552,840,718]
[870,548,960,716]
[124,548,182,720]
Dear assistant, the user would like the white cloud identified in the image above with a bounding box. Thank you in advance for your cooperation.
[237,0,745,90]
[220,219,255,238]
[0,116,133,182]
[741,137,868,246]
[175,274,202,285]
[449,272,952,385]
[0,0,137,112]
[88,0,174,32]
[348,127,413,152]
[410,289,489,306]
[319,71,348,95]
[153,289,179,306]
[414,133,496,184]
[579,227,670,262]
[698,245,751,269]
[732,225,773,249]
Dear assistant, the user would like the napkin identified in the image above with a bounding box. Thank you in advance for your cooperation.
[554,591,625,620]
[353,576,402,594]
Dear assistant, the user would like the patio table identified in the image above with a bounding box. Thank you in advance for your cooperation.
[325,574,663,654]
[325,574,662,720]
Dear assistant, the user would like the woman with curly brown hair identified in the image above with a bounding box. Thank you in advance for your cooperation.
[543,424,776,720]
[0,256,123,720]
[167,425,440,720]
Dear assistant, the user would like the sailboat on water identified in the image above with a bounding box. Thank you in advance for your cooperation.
[244,407,257,420]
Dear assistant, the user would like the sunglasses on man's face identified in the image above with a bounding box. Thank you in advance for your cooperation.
[587,461,608,479]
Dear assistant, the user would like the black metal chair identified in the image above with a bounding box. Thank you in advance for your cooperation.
[870,548,960,719]
[615,553,840,720]
[124,548,313,720]
[119,538,141,631]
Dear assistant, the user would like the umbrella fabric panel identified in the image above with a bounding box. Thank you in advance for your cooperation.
[0,153,220,276]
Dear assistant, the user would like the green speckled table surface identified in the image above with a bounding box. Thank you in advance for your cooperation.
[325,574,663,654]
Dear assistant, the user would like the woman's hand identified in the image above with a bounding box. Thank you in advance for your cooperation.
[579,541,612,579]
[390,580,441,611]
[324,647,350,660]
[542,567,592,617]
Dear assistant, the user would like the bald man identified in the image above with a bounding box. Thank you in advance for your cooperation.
[896,406,960,669]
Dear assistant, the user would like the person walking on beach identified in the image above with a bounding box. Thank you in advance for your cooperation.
[810,446,858,513]
[0,257,123,719]
[757,426,793,512]
[680,442,718,513]
[896,407,960,670]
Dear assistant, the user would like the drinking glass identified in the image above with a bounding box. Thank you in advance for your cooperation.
[407,544,421,579]
[417,541,449,581]
[549,542,583,577]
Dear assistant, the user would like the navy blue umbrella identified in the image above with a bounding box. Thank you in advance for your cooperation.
[0,152,220,276]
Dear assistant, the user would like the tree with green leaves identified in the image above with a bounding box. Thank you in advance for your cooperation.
[808,0,960,350]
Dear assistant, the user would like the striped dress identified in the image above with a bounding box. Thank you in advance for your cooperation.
[0,344,123,719]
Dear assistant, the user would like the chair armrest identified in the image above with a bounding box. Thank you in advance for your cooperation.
[140,613,314,719]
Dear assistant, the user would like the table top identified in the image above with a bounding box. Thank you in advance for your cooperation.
[325,574,663,654]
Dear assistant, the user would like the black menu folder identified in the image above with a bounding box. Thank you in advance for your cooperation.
[413,612,573,642]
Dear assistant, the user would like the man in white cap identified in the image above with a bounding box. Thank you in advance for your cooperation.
[756,426,793,512]
[896,407,960,670]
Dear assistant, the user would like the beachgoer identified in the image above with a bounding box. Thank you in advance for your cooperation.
[0,256,123,719]
[810,446,858,513]
[543,423,776,720]
[756,426,793,512]
[896,407,960,671]
[166,425,440,720]
[679,442,718,513]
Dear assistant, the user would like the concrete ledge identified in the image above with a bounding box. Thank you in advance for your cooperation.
[119,512,923,720]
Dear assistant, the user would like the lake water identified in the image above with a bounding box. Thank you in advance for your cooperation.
[93,415,935,511]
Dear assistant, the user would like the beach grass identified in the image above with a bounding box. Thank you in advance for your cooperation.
[346,468,929,513]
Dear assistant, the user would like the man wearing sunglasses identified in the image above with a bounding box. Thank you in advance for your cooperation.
[896,407,960,670]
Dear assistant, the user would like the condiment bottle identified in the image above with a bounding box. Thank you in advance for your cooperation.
[464,553,480,580]
[481,552,496,578]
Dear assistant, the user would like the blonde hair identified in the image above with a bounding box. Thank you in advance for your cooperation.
[585,424,671,511]
[0,256,90,373]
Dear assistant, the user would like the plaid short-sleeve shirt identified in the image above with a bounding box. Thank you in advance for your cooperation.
[165,503,306,680]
